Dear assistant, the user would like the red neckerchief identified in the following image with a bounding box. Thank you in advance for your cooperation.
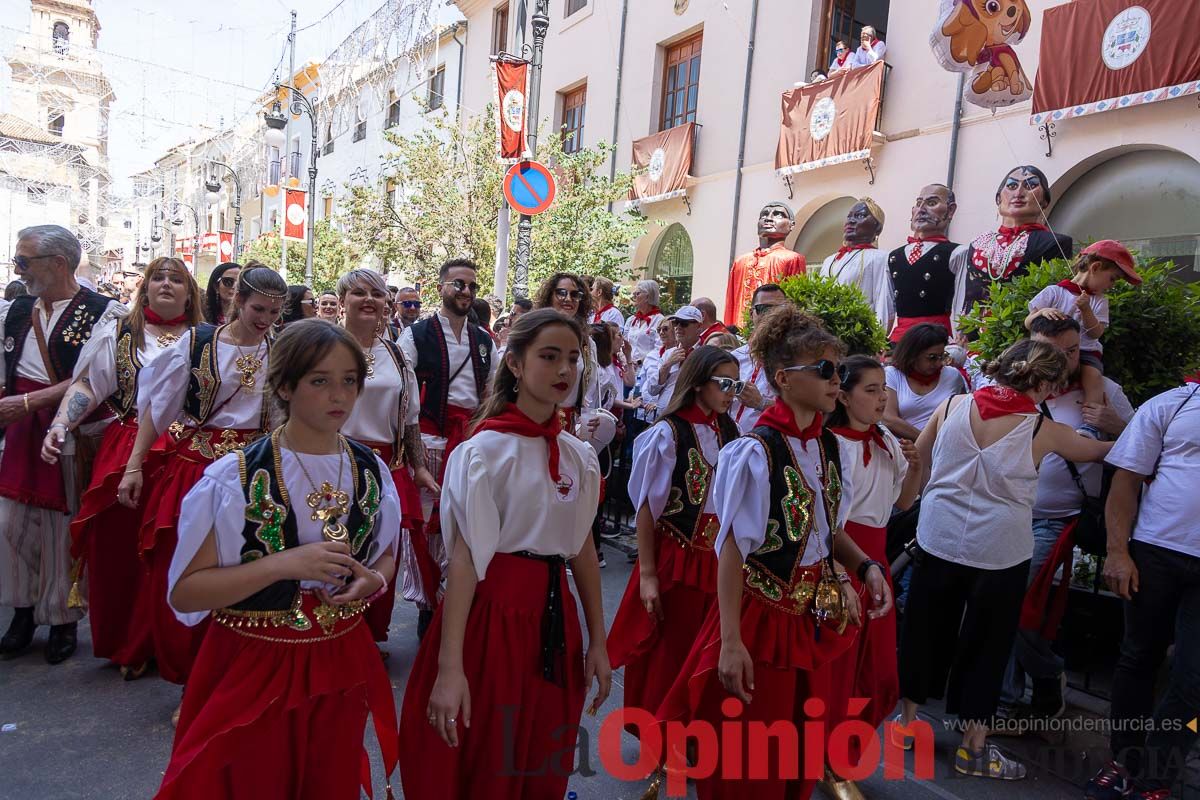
[700,322,725,342]
[144,308,189,326]
[1055,278,1089,296]
[829,424,890,467]
[997,223,1049,247]
[676,402,720,436]
[633,306,661,324]
[905,369,942,388]
[593,304,615,323]
[658,346,667,357]
[612,356,624,379]
[1187,372,1200,385]
[757,399,823,451]
[835,51,850,67]
[473,403,563,482]
[1047,380,1082,401]
[974,386,1037,420]
[907,235,950,244]
[834,242,874,261]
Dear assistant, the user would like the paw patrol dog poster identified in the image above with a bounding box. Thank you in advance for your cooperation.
[930,0,1034,109]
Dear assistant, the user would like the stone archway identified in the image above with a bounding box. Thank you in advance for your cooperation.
[789,196,857,266]
[647,222,694,308]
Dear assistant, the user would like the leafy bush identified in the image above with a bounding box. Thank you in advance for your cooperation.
[958,258,1200,405]
[776,273,888,356]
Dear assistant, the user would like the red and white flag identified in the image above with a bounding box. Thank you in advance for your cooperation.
[177,237,194,267]
[218,230,234,261]
[283,189,307,241]
[492,59,530,163]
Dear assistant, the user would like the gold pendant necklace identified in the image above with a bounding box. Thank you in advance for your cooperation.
[364,351,376,379]
[284,428,351,544]
[155,330,180,348]
[233,334,265,389]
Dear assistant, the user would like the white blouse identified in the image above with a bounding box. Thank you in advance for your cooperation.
[72,318,175,401]
[629,419,721,520]
[713,434,856,566]
[884,365,966,433]
[833,426,908,528]
[342,337,419,446]
[440,430,601,581]
[169,447,403,626]
[138,328,271,433]
[561,337,599,411]
[624,312,663,365]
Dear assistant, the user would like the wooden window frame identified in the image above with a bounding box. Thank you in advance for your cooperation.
[660,33,702,132]
[427,66,446,111]
[492,3,510,55]
[560,84,586,154]
[565,0,588,17]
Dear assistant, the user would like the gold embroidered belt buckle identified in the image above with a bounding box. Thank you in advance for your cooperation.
[183,428,256,461]
[743,563,821,616]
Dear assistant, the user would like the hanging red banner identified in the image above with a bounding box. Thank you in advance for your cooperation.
[177,237,194,266]
[283,189,307,241]
[218,230,235,261]
[493,59,530,163]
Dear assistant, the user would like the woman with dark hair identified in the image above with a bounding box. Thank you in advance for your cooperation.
[279,284,316,327]
[155,318,402,800]
[658,305,891,799]
[534,272,598,433]
[884,322,965,440]
[399,308,610,800]
[204,262,240,325]
[607,345,742,795]
[117,265,287,704]
[897,339,1111,781]
[40,257,203,678]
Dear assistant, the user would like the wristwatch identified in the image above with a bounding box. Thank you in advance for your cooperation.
[857,559,885,582]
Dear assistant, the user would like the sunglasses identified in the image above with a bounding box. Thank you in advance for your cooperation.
[442,279,479,295]
[753,303,783,317]
[709,376,746,395]
[13,254,58,270]
[836,46,847,52]
[554,288,585,302]
[782,359,848,382]
[923,352,952,364]
[218,276,237,289]
[400,300,421,309]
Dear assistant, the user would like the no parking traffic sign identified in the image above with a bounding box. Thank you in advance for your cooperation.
[503,160,556,215]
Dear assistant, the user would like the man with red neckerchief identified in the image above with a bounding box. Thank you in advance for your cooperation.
[723,202,805,327]
[692,297,725,344]
[816,197,895,331]
[888,184,961,344]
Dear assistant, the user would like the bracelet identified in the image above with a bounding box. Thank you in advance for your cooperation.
[124,468,142,475]
[836,572,853,585]
[23,393,30,414]
[49,421,68,432]
[364,569,388,603]
[857,559,885,582]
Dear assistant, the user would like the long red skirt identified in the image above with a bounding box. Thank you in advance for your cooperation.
[69,418,170,666]
[607,525,717,733]
[399,552,585,800]
[155,592,398,800]
[138,429,259,685]
[825,521,899,769]
[360,442,423,642]
[657,565,857,800]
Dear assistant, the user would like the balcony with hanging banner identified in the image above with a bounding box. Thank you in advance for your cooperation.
[628,121,697,212]
[775,61,886,183]
[1031,0,1200,128]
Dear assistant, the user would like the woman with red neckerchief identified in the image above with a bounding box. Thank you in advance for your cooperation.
[950,166,1073,333]
[625,280,664,367]
[883,323,966,442]
[896,339,1110,782]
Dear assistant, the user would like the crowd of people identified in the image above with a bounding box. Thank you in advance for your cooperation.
[0,166,1196,800]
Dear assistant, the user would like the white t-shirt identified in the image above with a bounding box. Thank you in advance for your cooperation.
[884,365,966,433]
[1106,384,1200,558]
[1029,284,1110,354]
[593,305,625,329]
[341,338,420,446]
[834,425,909,528]
[624,312,663,365]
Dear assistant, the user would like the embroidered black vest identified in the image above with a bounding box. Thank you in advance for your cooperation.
[376,337,411,467]
[3,289,112,393]
[658,414,740,548]
[106,320,143,420]
[961,231,1073,316]
[888,242,958,319]
[231,432,385,612]
[742,427,843,605]
[182,323,270,430]
[411,316,492,432]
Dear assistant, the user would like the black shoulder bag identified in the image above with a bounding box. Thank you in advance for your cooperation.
[1039,401,1109,556]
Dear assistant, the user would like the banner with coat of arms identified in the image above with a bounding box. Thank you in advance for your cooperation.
[1031,0,1200,125]
[775,61,885,177]
[492,58,530,163]
[629,122,695,207]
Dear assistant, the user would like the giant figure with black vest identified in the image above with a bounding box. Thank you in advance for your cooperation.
[888,184,961,344]
[0,225,123,663]
[398,258,496,635]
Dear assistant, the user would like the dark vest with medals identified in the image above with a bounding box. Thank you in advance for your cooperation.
[888,241,958,319]
[3,289,112,393]
[961,230,1073,316]
[107,320,199,421]
[181,323,270,429]
[658,413,739,550]
[411,315,492,432]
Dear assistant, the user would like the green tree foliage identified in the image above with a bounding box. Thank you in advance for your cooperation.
[777,273,888,355]
[958,258,1200,405]
[242,220,355,294]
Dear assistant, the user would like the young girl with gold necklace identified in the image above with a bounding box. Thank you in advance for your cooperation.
[154,319,401,799]
[118,265,286,694]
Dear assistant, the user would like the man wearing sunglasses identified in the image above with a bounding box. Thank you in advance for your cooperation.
[0,225,124,663]
[398,258,497,638]
[395,286,422,329]
[730,284,788,432]
[642,305,705,421]
[724,202,805,327]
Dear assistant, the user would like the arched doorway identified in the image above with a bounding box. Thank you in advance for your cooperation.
[648,223,694,308]
[791,196,856,266]
[1051,149,1200,280]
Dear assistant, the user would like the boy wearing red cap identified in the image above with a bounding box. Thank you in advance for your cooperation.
[1024,240,1141,434]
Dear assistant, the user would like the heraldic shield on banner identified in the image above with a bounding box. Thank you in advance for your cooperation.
[1031,0,1200,126]
[775,62,885,177]
[493,57,531,163]
[629,122,696,207]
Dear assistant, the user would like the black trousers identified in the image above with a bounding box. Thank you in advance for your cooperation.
[898,549,1030,724]
[1109,540,1200,790]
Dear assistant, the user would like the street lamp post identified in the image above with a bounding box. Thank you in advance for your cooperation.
[265,87,318,286]
[205,161,243,258]
[511,0,549,300]
[169,201,202,274]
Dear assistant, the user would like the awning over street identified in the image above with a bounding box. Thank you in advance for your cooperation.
[629,121,695,207]
[775,61,884,178]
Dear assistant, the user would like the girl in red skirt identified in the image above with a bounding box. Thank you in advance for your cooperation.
[657,305,892,800]
[824,355,922,798]
[40,257,202,679]
[399,308,612,800]
[336,269,438,645]
[606,345,741,795]
[118,265,286,698]
[157,319,402,800]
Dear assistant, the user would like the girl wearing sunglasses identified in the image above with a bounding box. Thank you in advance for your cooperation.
[608,345,742,796]
[658,304,891,798]
[203,262,239,325]
[534,272,598,433]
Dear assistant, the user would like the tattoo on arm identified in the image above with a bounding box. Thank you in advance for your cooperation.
[66,391,90,424]
[403,423,427,472]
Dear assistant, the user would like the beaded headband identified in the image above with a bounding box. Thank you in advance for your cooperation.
[240,270,288,299]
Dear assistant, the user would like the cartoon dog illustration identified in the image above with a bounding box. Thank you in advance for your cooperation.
[941,0,1033,97]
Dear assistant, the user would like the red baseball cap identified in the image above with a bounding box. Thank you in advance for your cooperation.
[1082,240,1140,285]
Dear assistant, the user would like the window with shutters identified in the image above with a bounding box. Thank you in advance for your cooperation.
[560,84,586,154]
[660,33,702,132]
